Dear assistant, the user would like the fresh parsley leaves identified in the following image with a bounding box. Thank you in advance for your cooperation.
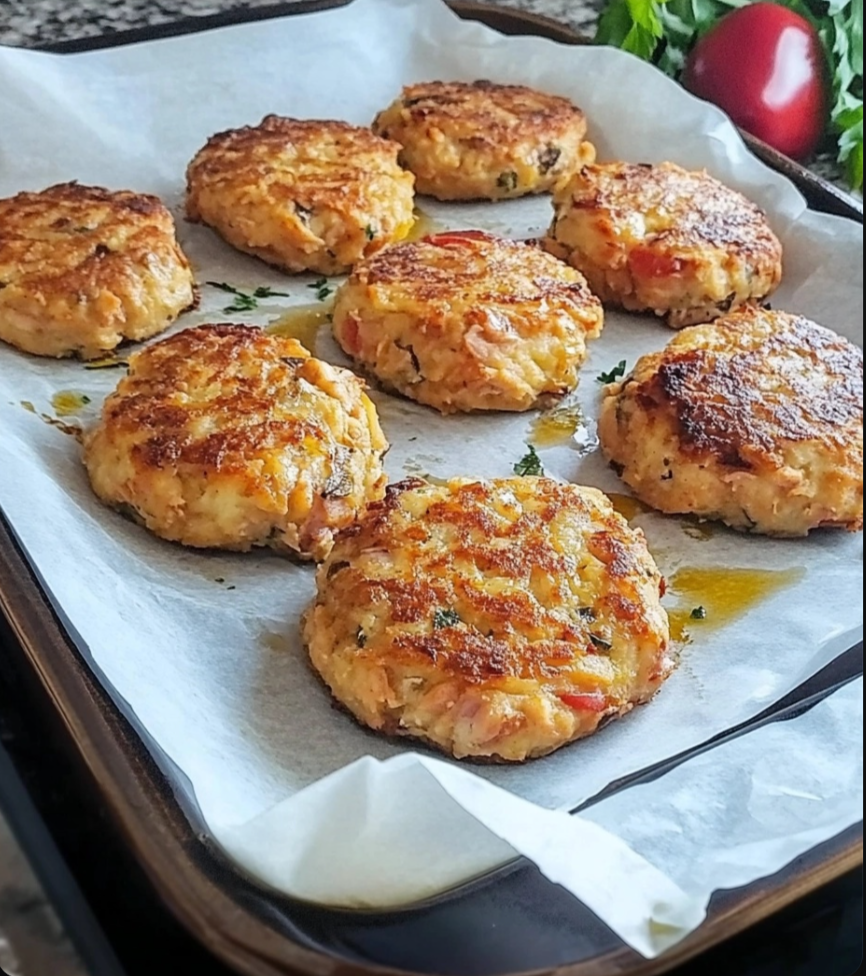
[690,605,708,620]
[598,359,627,384]
[513,444,544,476]
[206,281,290,314]
[307,277,334,302]
[595,0,863,190]
[496,170,519,192]
[433,608,461,629]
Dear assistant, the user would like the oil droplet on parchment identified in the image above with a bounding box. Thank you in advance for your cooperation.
[266,304,333,351]
[666,566,804,643]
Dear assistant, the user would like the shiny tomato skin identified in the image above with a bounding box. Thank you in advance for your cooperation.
[682,3,827,160]
[558,692,608,713]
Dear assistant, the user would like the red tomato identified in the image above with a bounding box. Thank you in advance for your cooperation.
[682,3,827,160]
[339,315,361,356]
[558,692,608,713]
[629,247,684,279]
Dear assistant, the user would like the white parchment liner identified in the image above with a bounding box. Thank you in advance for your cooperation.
[0,0,862,956]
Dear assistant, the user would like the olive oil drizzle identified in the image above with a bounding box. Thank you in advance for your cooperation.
[266,304,332,351]
[666,566,804,643]
[404,208,445,243]
[529,402,586,448]
[51,390,91,417]
[607,492,651,522]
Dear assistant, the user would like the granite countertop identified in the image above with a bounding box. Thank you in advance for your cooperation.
[0,0,604,47]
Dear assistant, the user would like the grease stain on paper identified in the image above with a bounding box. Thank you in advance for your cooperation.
[404,207,445,242]
[666,566,805,643]
[267,304,332,351]
[52,390,91,416]
[259,630,292,653]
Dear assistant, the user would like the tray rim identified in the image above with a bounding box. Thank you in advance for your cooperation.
[0,3,863,975]
[1,517,862,976]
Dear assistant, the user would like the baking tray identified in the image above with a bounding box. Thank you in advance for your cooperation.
[0,3,862,975]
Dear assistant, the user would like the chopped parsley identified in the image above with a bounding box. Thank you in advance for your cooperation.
[589,634,612,652]
[253,286,290,299]
[364,224,376,241]
[307,277,333,302]
[690,606,707,620]
[433,608,461,629]
[538,145,562,174]
[206,281,289,314]
[598,360,627,384]
[224,293,258,313]
[513,445,544,477]
[497,170,519,192]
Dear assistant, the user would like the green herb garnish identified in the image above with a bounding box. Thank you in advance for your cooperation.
[224,293,258,313]
[513,445,544,476]
[207,281,289,314]
[307,277,333,302]
[690,606,707,620]
[598,360,627,384]
[538,145,562,174]
[496,170,519,192]
[253,286,290,299]
[364,224,376,240]
[433,608,461,629]
[595,0,864,190]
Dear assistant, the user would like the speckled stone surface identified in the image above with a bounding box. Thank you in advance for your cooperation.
[0,0,604,47]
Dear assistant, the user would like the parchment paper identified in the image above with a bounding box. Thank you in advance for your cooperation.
[0,0,862,957]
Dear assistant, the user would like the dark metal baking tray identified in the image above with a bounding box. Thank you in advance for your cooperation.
[0,3,862,975]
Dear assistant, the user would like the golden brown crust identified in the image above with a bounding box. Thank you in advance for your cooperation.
[304,477,673,761]
[185,115,415,275]
[545,162,782,327]
[331,231,604,413]
[0,182,195,358]
[372,80,595,201]
[83,324,388,559]
[652,314,862,458]
[598,308,863,535]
